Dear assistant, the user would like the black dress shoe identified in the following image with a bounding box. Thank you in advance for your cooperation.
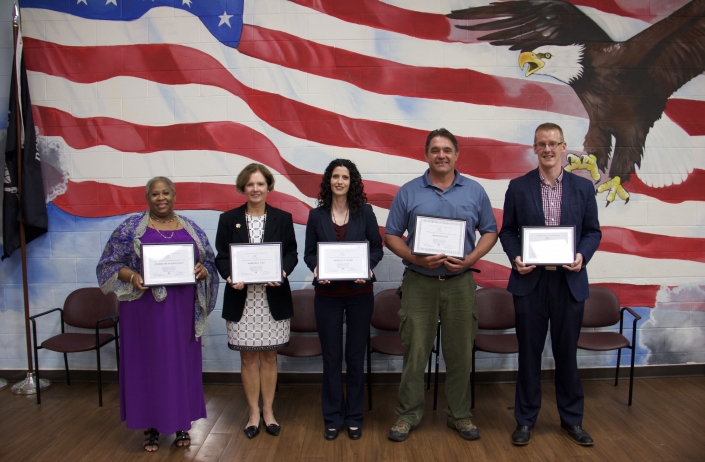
[511,425,533,446]
[347,427,362,440]
[324,428,339,440]
[265,422,281,436]
[244,423,260,439]
[561,423,594,446]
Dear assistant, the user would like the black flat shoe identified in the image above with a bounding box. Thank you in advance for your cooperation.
[265,423,281,436]
[244,423,260,439]
[511,425,533,446]
[324,428,339,440]
[347,427,362,440]
[560,423,594,446]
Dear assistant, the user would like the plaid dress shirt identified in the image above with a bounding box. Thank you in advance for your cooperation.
[540,170,563,226]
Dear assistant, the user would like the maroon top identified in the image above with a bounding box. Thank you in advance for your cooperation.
[315,222,373,298]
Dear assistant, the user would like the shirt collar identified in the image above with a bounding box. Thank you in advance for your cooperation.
[539,169,564,186]
[421,169,463,189]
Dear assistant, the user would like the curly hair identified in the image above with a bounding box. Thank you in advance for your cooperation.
[316,159,367,218]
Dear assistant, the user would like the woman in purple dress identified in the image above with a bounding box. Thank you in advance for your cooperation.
[97,177,218,452]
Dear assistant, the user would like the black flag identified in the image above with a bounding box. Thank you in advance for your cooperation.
[2,56,47,260]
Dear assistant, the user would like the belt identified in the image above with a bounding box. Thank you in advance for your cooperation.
[409,268,464,281]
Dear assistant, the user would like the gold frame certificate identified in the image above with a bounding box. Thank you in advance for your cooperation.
[140,243,196,286]
[230,243,283,284]
[317,242,370,280]
[521,226,576,266]
[412,215,466,259]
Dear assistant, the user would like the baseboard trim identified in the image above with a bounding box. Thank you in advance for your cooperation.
[2,364,702,385]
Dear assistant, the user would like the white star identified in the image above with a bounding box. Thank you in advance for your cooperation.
[183,0,192,7]
[218,11,233,27]
[106,0,117,5]
[77,0,87,5]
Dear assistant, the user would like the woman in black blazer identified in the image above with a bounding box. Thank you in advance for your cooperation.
[304,159,383,441]
[215,163,298,439]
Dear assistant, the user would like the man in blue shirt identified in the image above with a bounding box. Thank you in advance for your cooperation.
[385,128,498,442]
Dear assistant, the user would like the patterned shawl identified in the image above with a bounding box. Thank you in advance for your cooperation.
[96,211,219,338]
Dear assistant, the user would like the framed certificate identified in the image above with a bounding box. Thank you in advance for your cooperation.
[230,243,283,284]
[317,242,370,281]
[140,242,197,287]
[412,215,466,259]
[521,226,576,266]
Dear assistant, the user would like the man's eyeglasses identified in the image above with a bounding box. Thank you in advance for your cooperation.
[534,141,564,149]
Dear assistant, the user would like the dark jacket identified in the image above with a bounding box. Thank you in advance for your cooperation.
[498,169,601,302]
[304,204,384,291]
[215,204,298,322]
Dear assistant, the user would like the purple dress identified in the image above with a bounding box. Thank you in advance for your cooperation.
[119,228,206,434]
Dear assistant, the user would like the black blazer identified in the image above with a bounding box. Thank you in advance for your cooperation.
[498,169,601,302]
[304,204,384,292]
[215,204,298,322]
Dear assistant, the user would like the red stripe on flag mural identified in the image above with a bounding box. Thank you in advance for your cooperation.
[238,25,588,118]
[23,38,536,180]
[32,106,401,206]
[664,99,705,137]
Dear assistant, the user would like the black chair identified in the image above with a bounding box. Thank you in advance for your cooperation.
[472,288,518,409]
[367,289,441,410]
[577,286,641,406]
[30,287,119,406]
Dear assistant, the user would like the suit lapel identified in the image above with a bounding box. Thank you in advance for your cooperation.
[560,172,574,226]
[321,209,337,242]
[346,211,362,241]
[529,169,545,225]
[263,206,279,242]
[232,206,249,243]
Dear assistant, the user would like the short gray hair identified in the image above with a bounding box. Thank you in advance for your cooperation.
[145,176,176,196]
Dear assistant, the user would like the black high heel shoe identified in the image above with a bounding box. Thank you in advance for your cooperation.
[262,412,281,436]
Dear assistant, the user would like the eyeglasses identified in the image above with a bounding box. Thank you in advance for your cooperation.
[534,141,564,149]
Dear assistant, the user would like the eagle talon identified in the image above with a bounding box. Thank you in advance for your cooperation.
[565,153,600,181]
[596,175,630,205]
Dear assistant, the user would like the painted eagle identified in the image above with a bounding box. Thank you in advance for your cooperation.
[448,0,705,204]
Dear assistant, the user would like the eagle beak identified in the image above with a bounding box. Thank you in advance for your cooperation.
[519,51,544,77]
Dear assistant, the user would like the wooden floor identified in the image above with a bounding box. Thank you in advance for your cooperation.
[1,377,704,461]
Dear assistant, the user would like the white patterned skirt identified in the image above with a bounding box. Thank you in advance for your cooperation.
[227,284,290,351]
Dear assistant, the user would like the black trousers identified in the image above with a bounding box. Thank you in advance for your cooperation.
[314,292,374,429]
[513,268,585,427]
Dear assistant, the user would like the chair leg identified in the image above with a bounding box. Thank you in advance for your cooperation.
[615,348,622,387]
[628,345,636,406]
[471,348,476,409]
[426,349,432,391]
[96,347,103,407]
[433,321,441,411]
[367,335,372,411]
[63,353,70,386]
[31,322,41,406]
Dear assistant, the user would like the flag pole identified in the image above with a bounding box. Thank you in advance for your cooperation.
[9,1,50,397]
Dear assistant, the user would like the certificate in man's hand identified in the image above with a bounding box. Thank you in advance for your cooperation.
[230,243,283,284]
[412,215,466,259]
[317,242,370,280]
[521,226,576,266]
[141,242,197,287]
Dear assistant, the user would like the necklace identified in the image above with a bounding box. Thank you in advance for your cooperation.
[331,208,349,226]
[150,214,177,224]
[149,216,178,239]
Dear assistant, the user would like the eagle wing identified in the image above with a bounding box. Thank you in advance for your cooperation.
[626,0,705,99]
[447,0,613,51]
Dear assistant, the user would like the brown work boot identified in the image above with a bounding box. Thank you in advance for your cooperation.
[387,419,418,442]
[447,416,480,440]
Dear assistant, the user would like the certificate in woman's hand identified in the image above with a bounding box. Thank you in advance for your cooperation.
[230,243,283,284]
[412,215,466,259]
[141,243,197,286]
[317,242,370,280]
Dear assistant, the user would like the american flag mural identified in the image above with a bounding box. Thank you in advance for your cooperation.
[15,0,705,316]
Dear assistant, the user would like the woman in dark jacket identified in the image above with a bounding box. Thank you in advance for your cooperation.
[215,163,298,439]
[304,159,383,441]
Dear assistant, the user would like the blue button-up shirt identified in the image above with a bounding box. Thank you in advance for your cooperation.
[385,169,497,276]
